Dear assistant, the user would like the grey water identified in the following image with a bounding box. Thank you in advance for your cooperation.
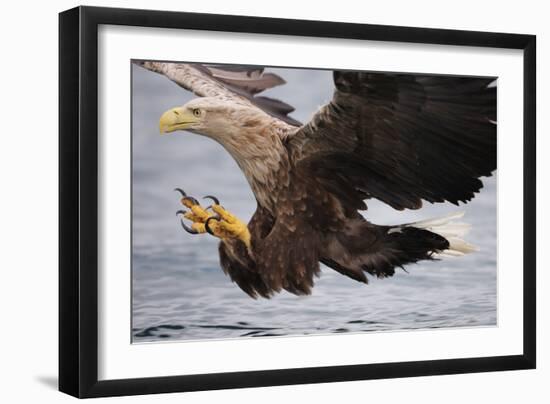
[131,63,497,343]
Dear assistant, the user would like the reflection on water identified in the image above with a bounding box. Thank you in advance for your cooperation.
[131,64,497,343]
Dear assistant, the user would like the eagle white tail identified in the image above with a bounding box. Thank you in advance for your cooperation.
[409,211,477,257]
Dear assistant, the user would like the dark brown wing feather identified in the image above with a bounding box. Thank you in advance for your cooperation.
[218,206,275,298]
[205,65,286,94]
[219,204,321,297]
[219,240,274,299]
[198,64,302,126]
[288,71,497,210]
[254,217,321,296]
[134,61,302,126]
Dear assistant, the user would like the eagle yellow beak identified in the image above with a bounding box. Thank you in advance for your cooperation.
[159,107,199,134]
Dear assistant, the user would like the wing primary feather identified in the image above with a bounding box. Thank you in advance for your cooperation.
[287,71,497,211]
[134,60,301,126]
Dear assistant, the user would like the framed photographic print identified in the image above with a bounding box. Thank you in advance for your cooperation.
[59,6,536,398]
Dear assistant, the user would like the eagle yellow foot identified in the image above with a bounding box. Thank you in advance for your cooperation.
[175,188,251,248]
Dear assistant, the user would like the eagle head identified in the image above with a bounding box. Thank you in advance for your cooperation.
[158,97,266,140]
[158,97,288,205]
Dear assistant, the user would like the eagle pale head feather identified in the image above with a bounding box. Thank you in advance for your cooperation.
[159,97,271,140]
[159,97,293,210]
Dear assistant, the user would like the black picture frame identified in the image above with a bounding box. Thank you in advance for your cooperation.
[59,5,536,398]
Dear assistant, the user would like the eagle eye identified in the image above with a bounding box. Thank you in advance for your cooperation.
[192,108,202,117]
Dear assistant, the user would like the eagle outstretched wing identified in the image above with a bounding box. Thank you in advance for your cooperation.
[134,61,301,126]
[287,71,497,211]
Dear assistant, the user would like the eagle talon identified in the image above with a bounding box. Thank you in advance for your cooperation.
[174,188,187,197]
[183,196,199,205]
[203,195,220,205]
[174,188,199,206]
[180,219,199,234]
[203,195,221,211]
[205,215,221,236]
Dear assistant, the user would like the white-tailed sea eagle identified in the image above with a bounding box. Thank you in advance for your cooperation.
[135,61,496,298]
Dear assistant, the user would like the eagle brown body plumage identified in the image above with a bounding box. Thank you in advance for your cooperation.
[137,61,496,298]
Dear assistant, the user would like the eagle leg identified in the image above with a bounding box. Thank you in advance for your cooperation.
[174,189,251,249]
[204,204,251,249]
